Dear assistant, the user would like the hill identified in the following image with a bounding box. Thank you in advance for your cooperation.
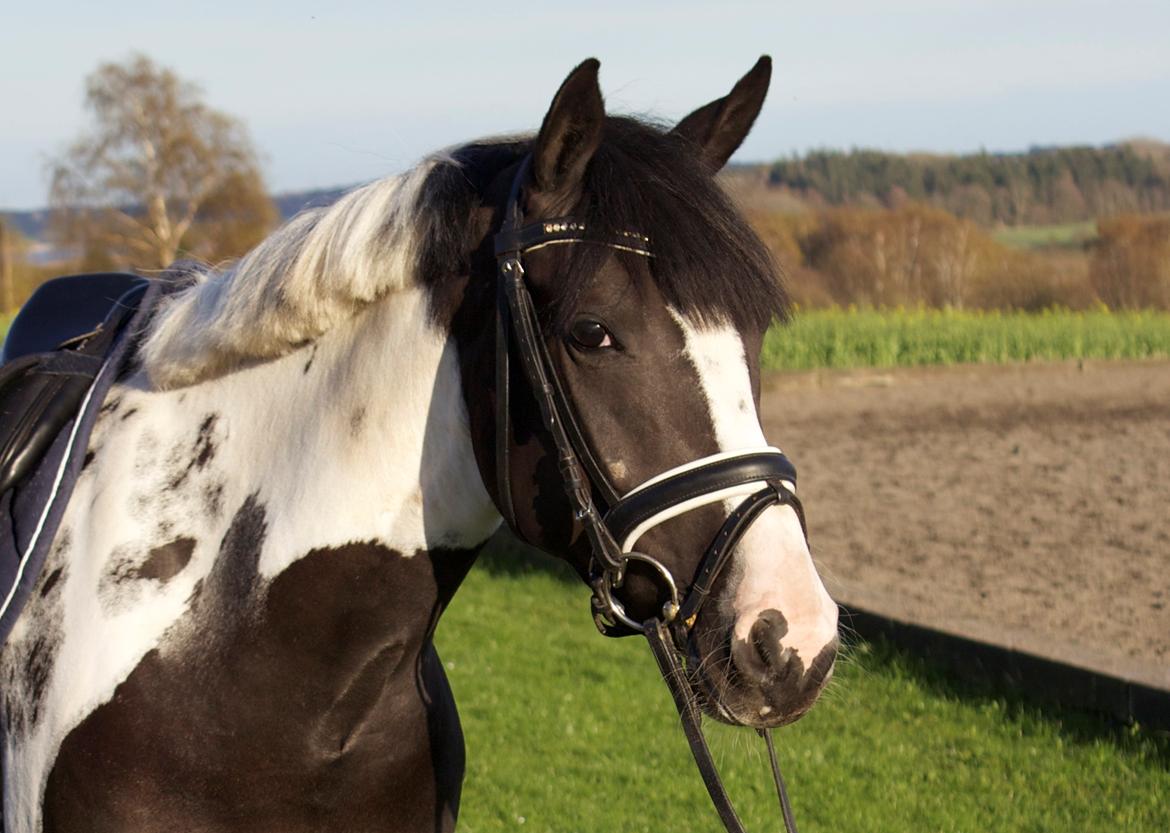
[272,185,353,219]
[0,209,50,240]
[2,185,357,246]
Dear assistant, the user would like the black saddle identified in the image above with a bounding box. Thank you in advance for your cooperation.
[0,271,173,647]
[0,273,148,495]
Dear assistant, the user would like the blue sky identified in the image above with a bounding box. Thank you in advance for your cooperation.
[2,0,1169,209]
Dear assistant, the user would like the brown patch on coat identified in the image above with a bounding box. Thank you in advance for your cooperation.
[44,539,482,832]
[137,538,196,583]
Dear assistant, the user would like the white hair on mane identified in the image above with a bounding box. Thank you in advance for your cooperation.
[140,159,442,389]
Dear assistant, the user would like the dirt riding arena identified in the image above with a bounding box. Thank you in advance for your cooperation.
[759,359,1170,687]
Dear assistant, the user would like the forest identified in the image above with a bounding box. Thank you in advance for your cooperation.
[726,141,1170,312]
[764,141,1170,225]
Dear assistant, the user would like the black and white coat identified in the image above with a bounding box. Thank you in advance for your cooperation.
[1,58,838,833]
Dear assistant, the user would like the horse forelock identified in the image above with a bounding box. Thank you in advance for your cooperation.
[140,159,444,390]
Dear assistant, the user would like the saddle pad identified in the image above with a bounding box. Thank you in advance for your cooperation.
[1,272,146,364]
[0,278,165,646]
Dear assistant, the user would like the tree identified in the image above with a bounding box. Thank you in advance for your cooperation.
[0,217,15,312]
[49,54,277,271]
[1091,215,1170,309]
[179,169,278,265]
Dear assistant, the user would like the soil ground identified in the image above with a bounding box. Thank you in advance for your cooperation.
[758,359,1170,687]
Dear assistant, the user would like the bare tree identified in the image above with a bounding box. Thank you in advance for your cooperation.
[49,54,275,271]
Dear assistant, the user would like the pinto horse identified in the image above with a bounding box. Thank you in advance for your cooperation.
[0,57,838,832]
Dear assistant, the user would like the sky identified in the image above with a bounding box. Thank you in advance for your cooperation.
[2,0,1169,209]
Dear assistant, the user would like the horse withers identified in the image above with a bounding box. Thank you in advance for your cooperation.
[1,57,838,832]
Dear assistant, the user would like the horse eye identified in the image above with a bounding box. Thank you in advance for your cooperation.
[569,320,614,350]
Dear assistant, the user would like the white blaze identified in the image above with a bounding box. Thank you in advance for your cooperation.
[672,312,838,664]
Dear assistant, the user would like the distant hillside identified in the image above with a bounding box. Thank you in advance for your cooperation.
[272,185,352,219]
[766,140,1170,226]
[0,209,50,240]
[1,185,355,245]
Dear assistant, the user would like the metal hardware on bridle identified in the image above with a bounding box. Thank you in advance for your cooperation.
[492,153,805,833]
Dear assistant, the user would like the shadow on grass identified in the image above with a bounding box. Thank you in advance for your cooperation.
[474,528,579,584]
[842,631,1170,767]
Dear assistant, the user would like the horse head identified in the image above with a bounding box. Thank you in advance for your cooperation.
[439,58,839,729]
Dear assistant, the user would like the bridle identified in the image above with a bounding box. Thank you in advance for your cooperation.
[492,155,808,833]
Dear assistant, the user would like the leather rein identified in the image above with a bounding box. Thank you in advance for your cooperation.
[492,155,805,833]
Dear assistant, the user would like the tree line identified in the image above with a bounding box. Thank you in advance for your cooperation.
[767,144,1170,226]
[748,204,1170,311]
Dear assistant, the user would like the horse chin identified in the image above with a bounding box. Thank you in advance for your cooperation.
[685,633,833,730]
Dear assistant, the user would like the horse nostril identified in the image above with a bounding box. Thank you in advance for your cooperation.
[731,611,794,685]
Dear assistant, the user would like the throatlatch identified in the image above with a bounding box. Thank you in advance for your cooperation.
[492,154,806,833]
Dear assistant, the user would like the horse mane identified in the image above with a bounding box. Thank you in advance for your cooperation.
[142,116,788,389]
[140,160,440,388]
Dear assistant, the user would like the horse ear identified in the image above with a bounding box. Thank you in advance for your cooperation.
[672,56,772,172]
[530,58,605,205]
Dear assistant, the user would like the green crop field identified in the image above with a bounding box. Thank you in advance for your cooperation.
[762,308,1170,371]
[436,539,1170,833]
[992,221,1097,250]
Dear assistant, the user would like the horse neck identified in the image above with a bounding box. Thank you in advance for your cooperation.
[240,286,502,577]
[107,285,502,593]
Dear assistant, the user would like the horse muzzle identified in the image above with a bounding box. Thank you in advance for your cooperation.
[695,610,839,728]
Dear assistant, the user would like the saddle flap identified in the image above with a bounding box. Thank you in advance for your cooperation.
[0,273,166,650]
[0,276,148,496]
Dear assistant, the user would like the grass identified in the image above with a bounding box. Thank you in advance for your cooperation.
[993,221,1097,250]
[762,307,1170,371]
[436,540,1170,833]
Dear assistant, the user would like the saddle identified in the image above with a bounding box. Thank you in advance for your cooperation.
[0,273,146,493]
[0,272,168,645]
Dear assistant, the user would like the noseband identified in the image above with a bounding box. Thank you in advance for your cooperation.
[493,155,806,833]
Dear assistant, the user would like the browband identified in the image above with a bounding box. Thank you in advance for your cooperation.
[494,217,652,258]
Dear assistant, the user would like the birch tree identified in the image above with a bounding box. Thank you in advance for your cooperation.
[49,55,275,271]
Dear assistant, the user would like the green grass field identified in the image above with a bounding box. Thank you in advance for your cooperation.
[762,308,1170,371]
[437,540,1170,833]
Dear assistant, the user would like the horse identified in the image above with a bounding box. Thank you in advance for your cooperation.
[0,56,839,832]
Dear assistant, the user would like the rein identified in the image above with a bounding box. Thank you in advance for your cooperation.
[492,155,806,833]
